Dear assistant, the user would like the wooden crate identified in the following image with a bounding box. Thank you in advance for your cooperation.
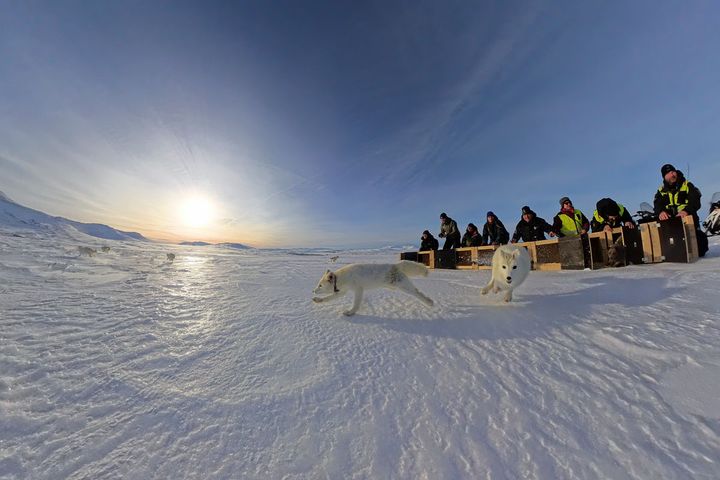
[417,250,435,268]
[682,216,699,261]
[640,217,699,264]
[611,226,644,265]
[533,237,587,270]
[455,247,477,270]
[399,251,420,262]
[588,231,613,269]
[659,216,698,263]
[434,249,457,269]
[475,245,499,270]
[639,222,663,263]
[514,242,538,270]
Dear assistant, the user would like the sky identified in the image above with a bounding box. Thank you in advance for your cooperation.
[1,0,720,248]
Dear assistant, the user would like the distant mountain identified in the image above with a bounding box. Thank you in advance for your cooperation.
[0,190,148,241]
[179,241,251,250]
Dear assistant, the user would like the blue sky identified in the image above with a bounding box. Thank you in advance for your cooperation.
[1,1,720,247]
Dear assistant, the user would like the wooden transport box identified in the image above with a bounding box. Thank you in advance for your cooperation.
[639,222,663,263]
[588,231,614,269]
[417,250,434,268]
[434,249,457,269]
[475,245,499,270]
[588,226,645,269]
[455,247,477,270]
[399,251,419,262]
[533,237,587,270]
[612,226,644,265]
[640,217,699,263]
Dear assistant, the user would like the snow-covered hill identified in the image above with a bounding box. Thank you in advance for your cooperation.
[179,241,252,250]
[0,191,147,241]
[1,229,719,479]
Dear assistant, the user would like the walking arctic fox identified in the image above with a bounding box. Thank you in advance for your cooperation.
[481,245,531,302]
[313,261,434,316]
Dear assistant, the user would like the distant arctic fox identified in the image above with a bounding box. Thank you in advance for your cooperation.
[481,245,531,302]
[313,260,434,316]
[78,246,97,257]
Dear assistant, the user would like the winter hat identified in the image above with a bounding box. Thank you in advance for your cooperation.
[521,206,533,216]
[467,223,477,231]
[422,230,431,236]
[486,211,495,218]
[440,212,447,219]
[559,196,572,206]
[596,198,619,217]
[661,164,676,177]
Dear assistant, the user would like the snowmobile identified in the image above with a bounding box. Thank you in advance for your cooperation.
[703,192,720,236]
[634,202,656,224]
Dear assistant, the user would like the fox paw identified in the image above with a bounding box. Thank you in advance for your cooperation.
[312,297,322,303]
[343,310,356,316]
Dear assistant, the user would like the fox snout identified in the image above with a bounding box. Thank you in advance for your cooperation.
[506,276,512,283]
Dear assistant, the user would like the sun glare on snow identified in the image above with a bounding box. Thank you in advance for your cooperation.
[179,195,216,228]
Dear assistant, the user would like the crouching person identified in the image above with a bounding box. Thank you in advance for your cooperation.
[482,211,510,245]
[591,198,636,233]
[654,163,708,257]
[420,230,439,251]
[462,223,483,247]
[511,206,556,243]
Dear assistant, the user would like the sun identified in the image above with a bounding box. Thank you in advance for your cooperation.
[180,195,215,228]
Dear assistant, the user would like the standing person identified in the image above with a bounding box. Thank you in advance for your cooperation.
[461,223,483,247]
[438,212,461,250]
[482,211,510,245]
[511,206,556,243]
[420,230,439,251]
[553,197,590,237]
[654,163,708,256]
[591,198,636,233]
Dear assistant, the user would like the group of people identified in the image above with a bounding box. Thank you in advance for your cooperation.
[419,163,709,257]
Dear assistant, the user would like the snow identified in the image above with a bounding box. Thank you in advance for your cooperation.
[0,193,147,242]
[1,227,720,479]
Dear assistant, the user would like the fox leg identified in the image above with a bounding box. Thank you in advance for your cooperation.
[481,278,494,295]
[503,289,513,302]
[396,277,434,307]
[343,288,364,316]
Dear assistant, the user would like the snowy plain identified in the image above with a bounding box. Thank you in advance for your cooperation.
[1,226,720,480]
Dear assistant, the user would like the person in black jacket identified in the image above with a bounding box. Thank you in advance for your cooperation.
[511,206,556,243]
[482,211,509,245]
[420,230,439,251]
[438,212,462,250]
[591,198,636,233]
[653,163,708,256]
[461,223,483,247]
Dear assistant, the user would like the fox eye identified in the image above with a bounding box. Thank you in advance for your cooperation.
[502,265,506,269]
[513,266,517,269]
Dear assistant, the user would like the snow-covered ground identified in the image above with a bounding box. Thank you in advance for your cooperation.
[2,228,720,479]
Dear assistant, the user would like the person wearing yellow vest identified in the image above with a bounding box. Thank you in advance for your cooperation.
[591,198,636,233]
[553,197,590,237]
[653,163,708,256]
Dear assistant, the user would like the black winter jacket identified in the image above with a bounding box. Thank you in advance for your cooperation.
[420,235,439,251]
[511,215,555,242]
[482,216,509,245]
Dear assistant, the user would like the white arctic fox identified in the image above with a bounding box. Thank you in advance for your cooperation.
[313,261,434,316]
[481,245,531,302]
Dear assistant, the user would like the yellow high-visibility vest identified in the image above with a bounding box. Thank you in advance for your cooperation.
[658,181,689,213]
[559,209,586,237]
